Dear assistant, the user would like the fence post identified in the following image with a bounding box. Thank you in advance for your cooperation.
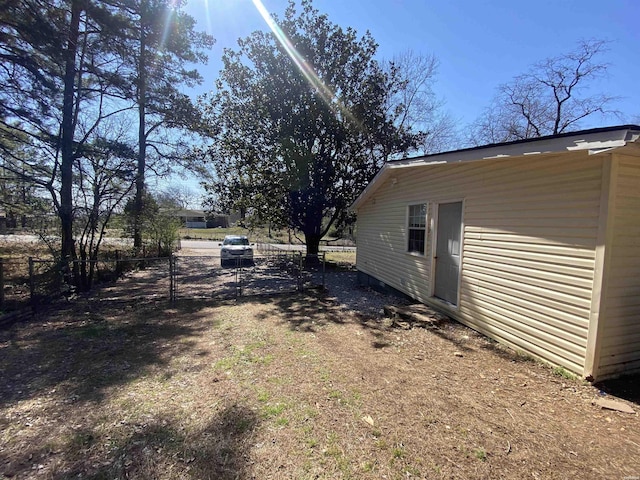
[115,250,121,277]
[234,261,239,298]
[322,252,326,289]
[28,256,35,305]
[169,254,175,303]
[298,252,304,292]
[0,257,4,308]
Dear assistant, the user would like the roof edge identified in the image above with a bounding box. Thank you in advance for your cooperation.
[389,124,640,165]
[352,124,640,210]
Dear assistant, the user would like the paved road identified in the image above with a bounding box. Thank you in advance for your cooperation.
[179,239,221,250]
[179,239,355,253]
[0,235,355,253]
[0,234,41,243]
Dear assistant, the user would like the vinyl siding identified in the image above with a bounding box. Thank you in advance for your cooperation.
[597,154,640,378]
[357,152,602,375]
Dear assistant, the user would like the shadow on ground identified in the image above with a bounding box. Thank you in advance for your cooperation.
[0,297,218,408]
[595,374,640,405]
[3,402,258,480]
[243,287,640,406]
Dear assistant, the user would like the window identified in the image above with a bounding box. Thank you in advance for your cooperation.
[407,203,427,254]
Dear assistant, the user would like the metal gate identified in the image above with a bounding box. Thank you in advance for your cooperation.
[170,251,325,301]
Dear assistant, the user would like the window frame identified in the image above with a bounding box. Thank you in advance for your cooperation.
[406,202,428,256]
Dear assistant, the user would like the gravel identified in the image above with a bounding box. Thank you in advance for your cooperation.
[168,249,412,314]
[321,271,412,317]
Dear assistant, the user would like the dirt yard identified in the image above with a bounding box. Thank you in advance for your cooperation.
[0,267,639,479]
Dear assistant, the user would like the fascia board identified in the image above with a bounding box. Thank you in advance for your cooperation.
[351,126,640,211]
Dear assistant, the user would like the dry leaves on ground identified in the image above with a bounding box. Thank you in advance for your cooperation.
[1,270,639,479]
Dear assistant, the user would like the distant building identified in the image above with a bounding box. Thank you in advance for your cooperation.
[174,209,241,228]
[175,209,207,229]
[206,213,230,228]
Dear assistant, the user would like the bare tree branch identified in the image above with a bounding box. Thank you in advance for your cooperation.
[470,39,620,145]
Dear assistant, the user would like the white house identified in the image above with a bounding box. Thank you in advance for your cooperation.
[352,125,640,381]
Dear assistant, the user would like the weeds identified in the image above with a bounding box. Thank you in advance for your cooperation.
[404,465,421,476]
[275,417,290,426]
[474,448,487,461]
[261,402,287,419]
[328,389,343,401]
[235,417,256,433]
[362,460,375,472]
[516,350,536,362]
[323,433,352,478]
[552,366,577,380]
[212,357,235,371]
[392,446,405,459]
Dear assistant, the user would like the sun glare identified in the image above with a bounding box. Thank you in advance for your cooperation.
[159,7,175,52]
[201,0,212,35]
[250,0,347,117]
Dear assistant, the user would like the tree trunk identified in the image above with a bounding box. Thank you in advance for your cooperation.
[20,185,27,228]
[79,248,88,291]
[60,0,82,279]
[134,9,147,251]
[305,233,321,265]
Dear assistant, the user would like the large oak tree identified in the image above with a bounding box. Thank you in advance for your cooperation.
[203,0,423,255]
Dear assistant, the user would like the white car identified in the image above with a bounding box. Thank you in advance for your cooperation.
[220,235,254,267]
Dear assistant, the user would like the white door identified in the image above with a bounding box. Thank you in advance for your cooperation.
[434,202,463,305]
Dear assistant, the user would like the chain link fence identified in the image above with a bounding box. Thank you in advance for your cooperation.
[0,254,171,318]
[171,250,325,301]
[1,247,326,320]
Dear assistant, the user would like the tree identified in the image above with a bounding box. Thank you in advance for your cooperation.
[158,183,198,210]
[116,0,214,251]
[1,0,213,288]
[123,190,181,257]
[1,1,133,271]
[1,0,72,259]
[74,127,137,289]
[0,159,51,231]
[203,0,422,255]
[58,0,84,269]
[383,50,457,154]
[0,126,48,229]
[0,1,62,140]
[470,40,617,145]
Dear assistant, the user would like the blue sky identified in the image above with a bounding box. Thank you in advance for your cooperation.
[184,0,640,127]
[173,0,639,206]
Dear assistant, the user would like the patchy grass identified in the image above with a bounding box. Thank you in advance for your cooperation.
[552,366,578,380]
[0,282,639,479]
[0,238,54,282]
[323,251,356,270]
[474,447,488,461]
